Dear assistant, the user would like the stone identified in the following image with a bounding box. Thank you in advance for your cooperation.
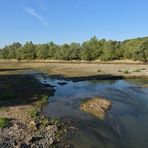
[80,97,112,120]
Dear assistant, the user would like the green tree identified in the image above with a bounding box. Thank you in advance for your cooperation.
[36,44,49,59]
[19,41,36,60]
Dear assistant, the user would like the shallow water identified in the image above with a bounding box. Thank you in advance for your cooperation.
[36,74,148,148]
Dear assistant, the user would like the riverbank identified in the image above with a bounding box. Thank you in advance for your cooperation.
[0,61,147,80]
[0,69,67,147]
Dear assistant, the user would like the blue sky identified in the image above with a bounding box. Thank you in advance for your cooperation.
[0,0,148,47]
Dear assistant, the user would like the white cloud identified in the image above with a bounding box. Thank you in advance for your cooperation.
[23,7,48,26]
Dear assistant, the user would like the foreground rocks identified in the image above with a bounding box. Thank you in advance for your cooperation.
[0,116,65,148]
[80,97,112,120]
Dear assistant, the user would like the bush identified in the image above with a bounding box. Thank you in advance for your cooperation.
[0,117,9,128]
[141,68,146,70]
[97,69,102,72]
[134,69,141,72]
[28,109,39,118]
[41,95,49,103]
[124,70,129,74]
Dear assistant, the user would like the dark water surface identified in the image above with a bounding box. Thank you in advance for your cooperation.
[36,74,148,148]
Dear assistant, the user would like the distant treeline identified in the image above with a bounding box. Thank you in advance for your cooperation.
[0,36,148,62]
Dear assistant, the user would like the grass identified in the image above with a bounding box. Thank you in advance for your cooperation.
[97,69,102,72]
[141,68,146,70]
[124,70,130,74]
[40,95,49,103]
[27,95,49,118]
[0,117,9,128]
[28,109,39,118]
[50,117,60,126]
[39,116,49,129]
[134,69,141,72]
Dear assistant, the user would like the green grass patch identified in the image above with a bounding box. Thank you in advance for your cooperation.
[124,70,130,74]
[97,69,102,72]
[141,68,146,70]
[134,69,141,72]
[39,116,49,129]
[0,117,9,128]
[28,109,39,118]
[40,95,49,103]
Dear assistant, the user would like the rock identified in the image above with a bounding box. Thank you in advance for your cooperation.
[46,125,57,131]
[0,115,63,148]
[80,97,112,120]
[30,121,36,127]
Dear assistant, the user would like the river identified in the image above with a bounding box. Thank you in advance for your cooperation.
[36,74,148,148]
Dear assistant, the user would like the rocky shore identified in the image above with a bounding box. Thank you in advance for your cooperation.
[0,115,65,148]
[0,72,66,148]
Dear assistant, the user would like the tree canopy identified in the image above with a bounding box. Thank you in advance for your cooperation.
[0,37,148,62]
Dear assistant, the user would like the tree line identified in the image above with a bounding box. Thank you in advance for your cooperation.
[0,36,148,62]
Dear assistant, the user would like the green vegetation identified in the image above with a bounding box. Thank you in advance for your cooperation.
[141,68,146,70]
[134,69,141,72]
[39,116,49,129]
[28,109,39,118]
[27,95,49,118]
[40,95,49,103]
[97,69,102,72]
[0,117,9,128]
[0,36,148,62]
[124,70,130,74]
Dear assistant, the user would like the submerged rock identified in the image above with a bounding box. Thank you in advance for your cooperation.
[143,84,148,88]
[80,97,112,120]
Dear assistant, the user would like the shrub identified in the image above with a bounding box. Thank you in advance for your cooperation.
[134,69,141,72]
[141,68,146,70]
[40,116,49,129]
[41,95,49,103]
[0,117,9,128]
[28,110,39,118]
[124,70,129,74]
[97,69,102,72]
